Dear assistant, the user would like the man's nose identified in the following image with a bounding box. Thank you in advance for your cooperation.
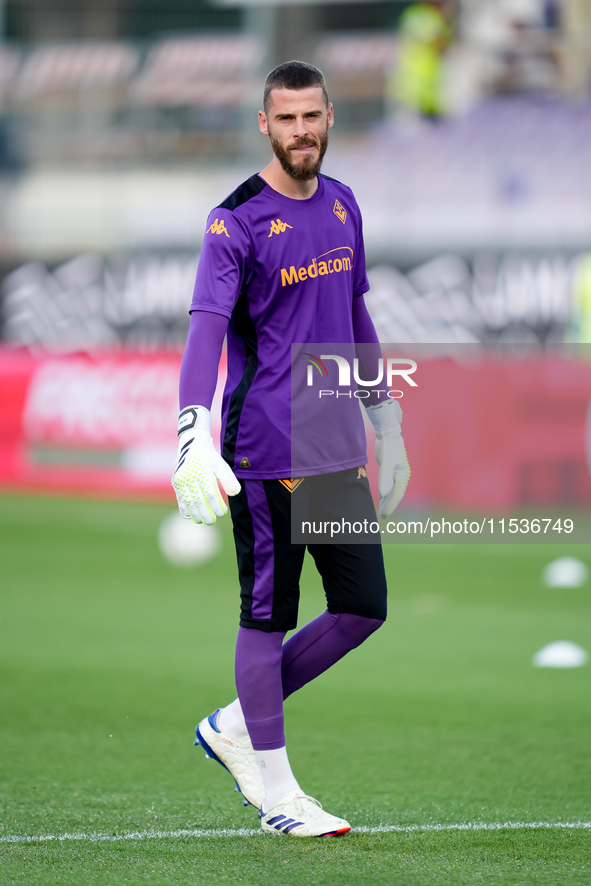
[292,115,309,138]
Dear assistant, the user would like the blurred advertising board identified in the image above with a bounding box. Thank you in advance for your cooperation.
[0,348,223,500]
[1,346,591,514]
[391,348,591,512]
[290,345,591,531]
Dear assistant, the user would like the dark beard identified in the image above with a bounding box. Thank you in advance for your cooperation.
[269,129,329,182]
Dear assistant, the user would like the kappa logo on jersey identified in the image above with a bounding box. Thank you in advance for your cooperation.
[279,478,304,493]
[268,218,293,238]
[357,466,367,480]
[280,247,353,287]
[206,218,230,237]
[333,199,347,224]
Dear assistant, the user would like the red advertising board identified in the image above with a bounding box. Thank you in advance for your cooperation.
[392,350,591,510]
[1,346,590,508]
[0,348,222,500]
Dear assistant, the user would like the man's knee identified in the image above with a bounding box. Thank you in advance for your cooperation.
[332,612,385,649]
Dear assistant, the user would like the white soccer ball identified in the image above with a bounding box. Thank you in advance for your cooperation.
[542,557,589,588]
[158,511,222,567]
[532,641,588,668]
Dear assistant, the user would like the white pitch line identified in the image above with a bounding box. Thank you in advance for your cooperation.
[354,822,591,835]
[1,821,591,845]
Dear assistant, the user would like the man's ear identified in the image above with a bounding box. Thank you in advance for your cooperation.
[259,110,269,136]
[327,102,334,129]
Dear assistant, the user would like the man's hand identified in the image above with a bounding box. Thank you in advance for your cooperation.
[172,405,241,525]
[366,399,410,518]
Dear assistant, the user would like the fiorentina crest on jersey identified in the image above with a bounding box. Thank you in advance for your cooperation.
[333,200,347,224]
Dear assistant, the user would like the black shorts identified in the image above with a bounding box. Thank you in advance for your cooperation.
[229,467,388,633]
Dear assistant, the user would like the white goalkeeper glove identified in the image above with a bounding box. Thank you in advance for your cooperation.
[171,405,241,525]
[366,399,410,518]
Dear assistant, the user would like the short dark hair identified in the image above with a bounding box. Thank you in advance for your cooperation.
[263,61,329,114]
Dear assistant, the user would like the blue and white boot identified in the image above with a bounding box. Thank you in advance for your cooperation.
[195,709,264,810]
[260,790,351,837]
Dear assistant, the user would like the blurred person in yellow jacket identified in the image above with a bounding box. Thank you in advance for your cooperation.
[388,0,452,121]
[569,254,591,343]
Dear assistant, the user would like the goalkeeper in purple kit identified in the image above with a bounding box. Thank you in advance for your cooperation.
[172,61,410,838]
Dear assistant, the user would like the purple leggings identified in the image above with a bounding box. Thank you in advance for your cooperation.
[235,611,383,750]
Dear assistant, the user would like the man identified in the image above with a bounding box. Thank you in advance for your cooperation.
[172,61,410,838]
[388,0,452,122]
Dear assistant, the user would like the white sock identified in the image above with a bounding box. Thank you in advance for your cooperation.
[217,698,250,743]
[255,746,300,812]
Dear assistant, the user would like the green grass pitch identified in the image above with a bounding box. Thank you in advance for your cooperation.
[0,493,590,885]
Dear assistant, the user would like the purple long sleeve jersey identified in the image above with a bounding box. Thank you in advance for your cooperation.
[181,172,382,479]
